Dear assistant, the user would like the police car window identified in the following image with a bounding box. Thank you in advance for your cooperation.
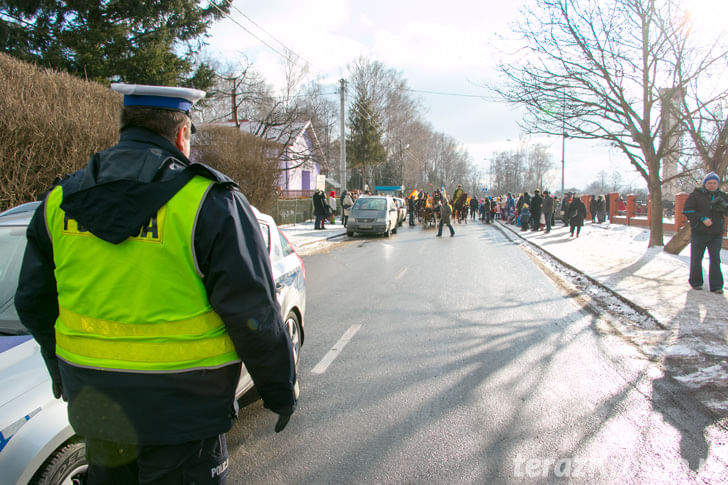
[278,229,294,257]
[258,222,270,252]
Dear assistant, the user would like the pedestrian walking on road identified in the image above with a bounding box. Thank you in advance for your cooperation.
[683,172,728,293]
[470,196,479,221]
[482,197,491,223]
[15,83,297,484]
[437,198,455,237]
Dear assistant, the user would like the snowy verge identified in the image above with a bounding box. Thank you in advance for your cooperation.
[496,220,728,417]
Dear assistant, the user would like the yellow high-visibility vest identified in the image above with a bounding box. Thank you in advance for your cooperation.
[45,176,240,372]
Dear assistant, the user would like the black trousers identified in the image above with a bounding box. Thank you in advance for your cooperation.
[85,434,229,484]
[689,232,724,291]
[569,222,582,236]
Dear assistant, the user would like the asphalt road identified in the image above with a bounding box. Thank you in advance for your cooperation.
[226,220,727,484]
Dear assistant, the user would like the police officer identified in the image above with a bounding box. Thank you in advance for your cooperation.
[15,83,297,484]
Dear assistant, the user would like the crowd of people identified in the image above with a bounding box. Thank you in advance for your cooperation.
[312,188,371,229]
[509,190,594,238]
[317,185,615,240]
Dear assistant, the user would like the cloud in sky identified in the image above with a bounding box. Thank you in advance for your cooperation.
[205,0,649,190]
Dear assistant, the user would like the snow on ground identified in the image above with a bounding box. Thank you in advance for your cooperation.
[500,220,728,416]
[279,221,348,256]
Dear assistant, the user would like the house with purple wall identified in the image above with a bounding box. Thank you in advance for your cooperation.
[234,120,324,198]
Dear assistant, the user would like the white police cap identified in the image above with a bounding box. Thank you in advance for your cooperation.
[110,83,206,113]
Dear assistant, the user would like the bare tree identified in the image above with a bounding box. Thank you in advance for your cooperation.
[492,0,688,246]
[197,57,271,126]
[663,9,728,253]
[488,139,558,194]
[526,143,555,190]
[489,149,524,195]
[200,51,331,182]
[610,169,623,192]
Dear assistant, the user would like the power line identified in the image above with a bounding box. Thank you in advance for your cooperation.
[210,3,295,66]
[211,6,488,104]
[229,4,312,68]
[400,88,487,99]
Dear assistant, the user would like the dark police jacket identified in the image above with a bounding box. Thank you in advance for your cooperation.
[683,187,728,237]
[15,127,296,445]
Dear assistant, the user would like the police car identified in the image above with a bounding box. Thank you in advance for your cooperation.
[0,203,305,484]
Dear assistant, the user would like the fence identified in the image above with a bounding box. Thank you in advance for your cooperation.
[271,197,313,225]
[280,189,314,199]
[596,192,728,248]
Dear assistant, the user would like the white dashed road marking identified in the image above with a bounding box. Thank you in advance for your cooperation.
[311,324,361,374]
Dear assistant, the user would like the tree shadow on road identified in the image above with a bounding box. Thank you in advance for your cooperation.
[650,289,728,472]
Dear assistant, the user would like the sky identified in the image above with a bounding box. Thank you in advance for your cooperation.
[203,0,728,192]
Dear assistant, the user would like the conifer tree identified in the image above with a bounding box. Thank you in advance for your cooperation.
[347,85,386,190]
[0,0,230,89]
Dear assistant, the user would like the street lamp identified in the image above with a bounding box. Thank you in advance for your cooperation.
[399,141,409,190]
[560,90,566,196]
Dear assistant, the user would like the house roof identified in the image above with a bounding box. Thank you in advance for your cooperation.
[204,119,327,177]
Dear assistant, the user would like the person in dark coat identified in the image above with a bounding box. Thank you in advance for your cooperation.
[519,204,531,231]
[542,190,554,233]
[407,194,417,226]
[568,195,587,237]
[561,193,571,226]
[530,190,543,231]
[312,189,327,229]
[469,196,479,221]
[505,193,516,222]
[682,172,728,293]
[436,198,455,237]
[596,195,607,223]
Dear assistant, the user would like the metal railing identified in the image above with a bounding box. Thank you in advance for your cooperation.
[271,198,313,225]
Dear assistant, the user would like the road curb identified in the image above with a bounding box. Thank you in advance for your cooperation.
[494,220,665,329]
[294,231,347,247]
